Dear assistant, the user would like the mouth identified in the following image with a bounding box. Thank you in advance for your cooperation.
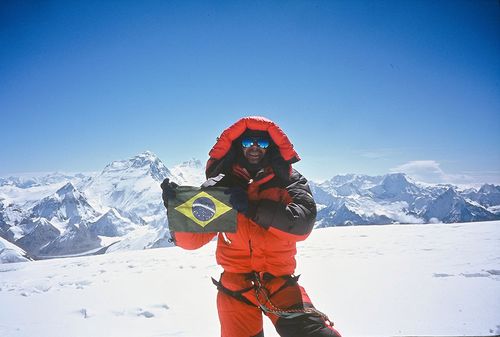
[246,153,262,163]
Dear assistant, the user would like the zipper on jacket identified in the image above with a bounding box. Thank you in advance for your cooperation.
[249,239,253,256]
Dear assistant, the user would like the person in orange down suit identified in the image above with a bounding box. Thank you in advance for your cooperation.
[161,116,342,337]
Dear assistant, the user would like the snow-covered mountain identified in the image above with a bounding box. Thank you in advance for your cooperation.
[31,182,100,228]
[421,187,498,223]
[0,236,31,263]
[315,173,382,197]
[89,208,143,237]
[82,151,174,225]
[311,173,500,227]
[40,222,104,257]
[15,217,61,256]
[5,182,104,257]
[170,158,206,186]
[463,184,500,209]
[0,152,184,261]
[369,173,423,202]
[0,200,9,238]
[1,151,500,263]
[0,172,91,189]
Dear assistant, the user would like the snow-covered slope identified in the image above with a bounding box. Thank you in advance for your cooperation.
[31,182,100,230]
[0,173,92,207]
[15,218,61,256]
[89,208,142,237]
[82,151,173,225]
[0,221,499,336]
[170,158,206,186]
[0,237,31,263]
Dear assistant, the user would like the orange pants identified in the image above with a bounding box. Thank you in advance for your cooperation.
[216,272,342,337]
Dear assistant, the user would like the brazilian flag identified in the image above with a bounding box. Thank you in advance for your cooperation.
[167,186,237,233]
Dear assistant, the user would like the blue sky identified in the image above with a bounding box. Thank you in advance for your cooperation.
[1,0,499,185]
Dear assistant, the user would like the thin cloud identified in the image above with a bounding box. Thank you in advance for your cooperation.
[390,160,476,186]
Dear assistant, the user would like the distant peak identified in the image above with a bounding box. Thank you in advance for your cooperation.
[139,150,156,157]
[441,187,458,198]
[103,208,121,218]
[382,173,414,185]
[102,151,161,172]
[385,172,408,180]
[181,158,203,168]
[479,184,500,194]
[134,151,159,161]
[130,151,161,168]
[56,182,77,197]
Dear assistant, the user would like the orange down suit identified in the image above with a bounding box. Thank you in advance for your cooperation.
[172,117,341,337]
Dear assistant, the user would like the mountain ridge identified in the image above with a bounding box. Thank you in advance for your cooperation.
[1,151,499,262]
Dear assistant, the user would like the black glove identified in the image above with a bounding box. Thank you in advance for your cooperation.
[224,186,248,213]
[160,178,178,208]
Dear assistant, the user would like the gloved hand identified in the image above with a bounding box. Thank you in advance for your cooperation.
[224,186,248,213]
[160,178,178,208]
[247,172,275,201]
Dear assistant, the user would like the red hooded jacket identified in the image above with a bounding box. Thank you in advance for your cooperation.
[173,116,317,276]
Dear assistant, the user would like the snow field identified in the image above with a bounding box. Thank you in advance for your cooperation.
[1,221,499,337]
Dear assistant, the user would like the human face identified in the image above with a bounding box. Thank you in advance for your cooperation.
[242,141,268,164]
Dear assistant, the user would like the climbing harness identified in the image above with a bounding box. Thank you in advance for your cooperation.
[212,272,334,327]
[250,272,334,327]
